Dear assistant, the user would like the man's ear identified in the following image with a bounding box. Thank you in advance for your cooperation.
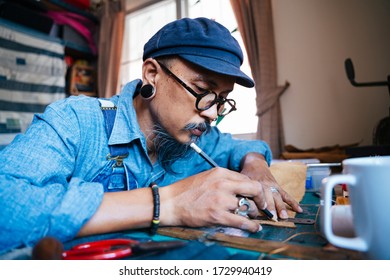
[142,58,159,86]
[140,58,159,100]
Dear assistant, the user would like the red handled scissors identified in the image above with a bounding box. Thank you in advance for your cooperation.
[62,238,186,260]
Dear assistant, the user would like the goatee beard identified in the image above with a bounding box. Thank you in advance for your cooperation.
[152,122,211,173]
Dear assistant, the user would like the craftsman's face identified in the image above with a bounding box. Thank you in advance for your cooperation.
[152,57,235,144]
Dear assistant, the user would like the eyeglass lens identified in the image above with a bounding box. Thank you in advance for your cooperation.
[197,94,235,116]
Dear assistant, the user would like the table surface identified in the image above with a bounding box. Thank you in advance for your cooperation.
[63,191,364,260]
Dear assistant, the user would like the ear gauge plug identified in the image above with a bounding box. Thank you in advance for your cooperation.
[140,84,156,99]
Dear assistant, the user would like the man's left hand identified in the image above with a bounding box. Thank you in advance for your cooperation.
[240,152,303,220]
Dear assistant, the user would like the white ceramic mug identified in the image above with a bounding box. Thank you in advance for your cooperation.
[321,156,390,259]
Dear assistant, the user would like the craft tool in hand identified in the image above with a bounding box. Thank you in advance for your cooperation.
[190,142,278,222]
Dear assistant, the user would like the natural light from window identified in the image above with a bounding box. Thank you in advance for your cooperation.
[120,0,258,136]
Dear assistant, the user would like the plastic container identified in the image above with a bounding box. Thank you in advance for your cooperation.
[306,165,331,191]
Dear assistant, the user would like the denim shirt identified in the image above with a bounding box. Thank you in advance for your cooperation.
[0,79,272,254]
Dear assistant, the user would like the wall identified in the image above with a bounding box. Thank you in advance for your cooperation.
[272,0,390,149]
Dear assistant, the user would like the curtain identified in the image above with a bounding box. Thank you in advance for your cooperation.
[230,0,289,158]
[97,0,125,97]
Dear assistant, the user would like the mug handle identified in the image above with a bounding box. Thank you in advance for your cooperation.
[321,175,368,252]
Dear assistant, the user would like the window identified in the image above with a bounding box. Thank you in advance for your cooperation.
[120,0,257,137]
[120,0,176,89]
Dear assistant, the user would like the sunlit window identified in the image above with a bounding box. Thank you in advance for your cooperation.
[120,0,176,88]
[120,0,257,137]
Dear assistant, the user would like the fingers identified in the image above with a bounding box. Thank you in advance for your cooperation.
[208,168,266,206]
[207,168,303,222]
[170,168,302,232]
[277,188,303,214]
[229,178,267,211]
[229,213,262,233]
[268,188,289,219]
[226,197,261,233]
[263,185,303,220]
[226,195,259,218]
[202,190,261,233]
[246,199,260,218]
[211,167,251,182]
[218,206,262,233]
[261,186,278,218]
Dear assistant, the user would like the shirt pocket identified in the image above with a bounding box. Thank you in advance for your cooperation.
[91,161,128,192]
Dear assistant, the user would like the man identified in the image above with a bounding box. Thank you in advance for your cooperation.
[0,17,302,255]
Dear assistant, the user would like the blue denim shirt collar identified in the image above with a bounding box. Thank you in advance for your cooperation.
[108,79,144,146]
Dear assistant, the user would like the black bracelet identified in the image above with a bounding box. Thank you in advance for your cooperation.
[149,182,160,235]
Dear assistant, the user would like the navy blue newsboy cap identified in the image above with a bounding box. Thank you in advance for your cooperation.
[143,17,255,88]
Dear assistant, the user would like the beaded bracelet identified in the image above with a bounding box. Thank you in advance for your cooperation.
[149,182,160,235]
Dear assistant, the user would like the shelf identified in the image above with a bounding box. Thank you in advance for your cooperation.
[0,18,96,57]
[0,0,99,56]
[0,18,62,45]
[42,0,99,24]
[0,0,99,96]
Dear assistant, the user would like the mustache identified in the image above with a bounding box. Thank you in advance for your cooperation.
[183,122,212,135]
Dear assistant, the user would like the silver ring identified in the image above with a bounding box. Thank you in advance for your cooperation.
[270,187,279,193]
[234,197,251,217]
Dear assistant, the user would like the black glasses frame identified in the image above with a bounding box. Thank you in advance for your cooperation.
[156,61,237,116]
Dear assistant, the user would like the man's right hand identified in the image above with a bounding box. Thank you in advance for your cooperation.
[160,167,264,233]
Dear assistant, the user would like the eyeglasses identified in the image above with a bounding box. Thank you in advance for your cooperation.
[157,61,237,117]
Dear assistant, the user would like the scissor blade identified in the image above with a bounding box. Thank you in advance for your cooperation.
[132,240,187,253]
